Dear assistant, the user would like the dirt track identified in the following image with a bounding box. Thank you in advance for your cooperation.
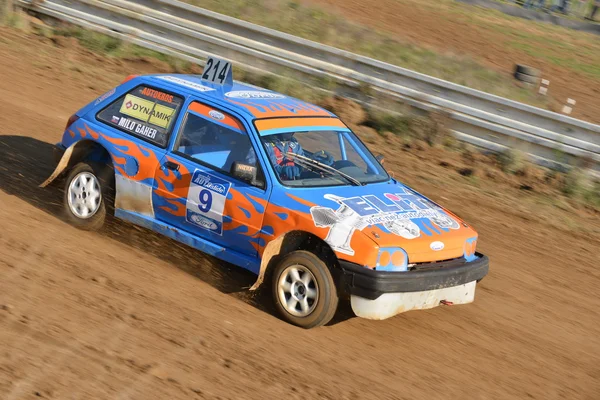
[1,29,600,399]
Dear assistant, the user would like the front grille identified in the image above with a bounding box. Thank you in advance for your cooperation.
[408,256,466,271]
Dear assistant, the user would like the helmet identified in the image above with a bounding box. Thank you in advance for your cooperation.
[266,132,295,143]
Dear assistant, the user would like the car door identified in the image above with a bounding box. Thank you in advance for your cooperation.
[93,83,184,218]
[152,100,269,257]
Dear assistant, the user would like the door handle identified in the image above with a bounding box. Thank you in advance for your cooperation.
[163,161,180,171]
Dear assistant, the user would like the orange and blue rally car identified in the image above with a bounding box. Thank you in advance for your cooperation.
[43,58,489,328]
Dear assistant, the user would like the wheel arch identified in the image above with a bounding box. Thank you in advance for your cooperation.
[40,140,114,188]
[250,230,340,291]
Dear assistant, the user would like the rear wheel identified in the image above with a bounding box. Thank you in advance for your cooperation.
[272,251,339,328]
[63,162,108,231]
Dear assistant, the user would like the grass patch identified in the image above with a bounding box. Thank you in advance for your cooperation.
[364,109,413,137]
[560,167,600,208]
[507,40,600,79]
[1,2,30,31]
[496,148,525,174]
[182,0,548,108]
[52,26,194,72]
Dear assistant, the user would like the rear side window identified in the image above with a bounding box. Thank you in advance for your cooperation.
[97,85,183,147]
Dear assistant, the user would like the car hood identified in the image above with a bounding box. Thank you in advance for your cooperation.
[296,179,478,264]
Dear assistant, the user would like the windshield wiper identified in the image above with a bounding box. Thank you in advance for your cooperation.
[285,152,362,186]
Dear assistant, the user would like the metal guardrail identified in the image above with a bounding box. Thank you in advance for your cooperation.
[20,0,600,174]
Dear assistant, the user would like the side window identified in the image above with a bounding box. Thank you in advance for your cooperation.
[175,102,261,181]
[97,85,183,147]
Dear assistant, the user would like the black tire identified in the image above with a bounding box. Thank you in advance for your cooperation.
[63,162,110,231]
[514,72,539,84]
[515,64,540,77]
[272,250,339,329]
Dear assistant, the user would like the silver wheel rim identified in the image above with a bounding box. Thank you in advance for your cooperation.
[277,264,319,317]
[67,172,102,219]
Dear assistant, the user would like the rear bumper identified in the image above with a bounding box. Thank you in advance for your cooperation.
[338,253,489,300]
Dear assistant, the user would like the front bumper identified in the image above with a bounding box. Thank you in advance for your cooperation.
[338,253,489,320]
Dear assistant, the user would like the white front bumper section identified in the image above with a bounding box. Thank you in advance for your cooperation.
[351,281,477,320]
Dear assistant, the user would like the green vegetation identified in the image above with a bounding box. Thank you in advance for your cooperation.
[364,109,413,137]
[182,0,547,108]
[364,107,455,147]
[445,1,600,79]
[496,148,525,174]
[507,40,600,80]
[0,1,29,30]
[52,26,194,72]
[560,167,600,208]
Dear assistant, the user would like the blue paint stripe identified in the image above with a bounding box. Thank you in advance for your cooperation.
[424,219,442,235]
[258,126,351,136]
[114,209,260,273]
[415,219,432,236]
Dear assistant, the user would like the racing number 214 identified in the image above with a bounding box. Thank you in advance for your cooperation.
[202,58,231,85]
[198,189,213,213]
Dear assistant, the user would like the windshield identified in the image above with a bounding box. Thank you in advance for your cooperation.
[256,121,389,187]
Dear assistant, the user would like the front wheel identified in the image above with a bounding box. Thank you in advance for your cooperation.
[272,251,339,328]
[63,162,107,231]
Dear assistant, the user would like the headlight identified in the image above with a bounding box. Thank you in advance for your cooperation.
[464,237,478,262]
[376,247,408,271]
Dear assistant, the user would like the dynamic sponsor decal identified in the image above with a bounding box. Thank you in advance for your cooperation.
[94,87,116,105]
[224,90,285,99]
[156,76,215,92]
[141,87,174,103]
[117,116,158,140]
[186,170,232,235]
[119,94,175,128]
[209,110,225,120]
[310,189,459,255]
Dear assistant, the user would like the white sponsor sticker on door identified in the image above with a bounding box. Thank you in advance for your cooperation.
[186,170,231,235]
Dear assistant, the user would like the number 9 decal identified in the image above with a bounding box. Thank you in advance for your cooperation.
[198,189,213,212]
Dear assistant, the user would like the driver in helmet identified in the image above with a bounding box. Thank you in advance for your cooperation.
[263,132,304,180]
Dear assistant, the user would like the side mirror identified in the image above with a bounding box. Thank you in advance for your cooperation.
[376,154,385,165]
[231,162,262,187]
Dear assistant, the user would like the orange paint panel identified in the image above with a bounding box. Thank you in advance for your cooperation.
[391,251,405,266]
[112,155,127,165]
[379,251,391,266]
[221,189,267,239]
[255,117,347,132]
[98,133,160,182]
[286,193,317,208]
[160,199,186,217]
[258,199,379,268]
[83,124,100,139]
[226,99,331,118]
[154,155,190,198]
[188,102,245,132]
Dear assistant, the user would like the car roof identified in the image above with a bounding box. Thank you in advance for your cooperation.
[144,74,335,121]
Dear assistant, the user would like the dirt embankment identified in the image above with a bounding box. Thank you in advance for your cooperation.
[305,0,600,124]
[0,29,599,399]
